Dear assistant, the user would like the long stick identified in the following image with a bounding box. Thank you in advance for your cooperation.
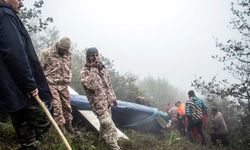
[34,95,72,150]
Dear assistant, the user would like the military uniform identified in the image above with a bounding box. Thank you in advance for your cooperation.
[40,39,73,129]
[80,48,120,150]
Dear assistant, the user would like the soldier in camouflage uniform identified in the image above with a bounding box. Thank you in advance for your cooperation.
[80,47,120,150]
[40,37,73,132]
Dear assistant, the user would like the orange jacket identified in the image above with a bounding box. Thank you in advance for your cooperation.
[177,103,185,116]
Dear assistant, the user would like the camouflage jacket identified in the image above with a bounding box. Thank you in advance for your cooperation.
[40,46,72,85]
[80,66,116,117]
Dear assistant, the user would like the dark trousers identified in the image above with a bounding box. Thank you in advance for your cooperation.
[9,106,50,149]
[177,116,186,135]
[211,133,229,146]
[187,119,206,145]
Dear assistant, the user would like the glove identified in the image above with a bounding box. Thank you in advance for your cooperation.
[30,88,39,97]
[112,100,117,107]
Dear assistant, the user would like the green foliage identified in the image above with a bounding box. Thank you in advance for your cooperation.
[101,55,144,100]
[41,128,108,150]
[70,49,143,100]
[0,122,15,138]
[70,46,86,95]
[0,120,230,150]
[167,130,181,146]
[138,75,186,110]
[124,130,169,150]
[192,0,250,148]
[19,0,53,33]
[32,27,60,54]
[111,72,143,100]
[122,130,207,150]
[0,119,19,150]
[192,0,250,114]
[18,0,56,53]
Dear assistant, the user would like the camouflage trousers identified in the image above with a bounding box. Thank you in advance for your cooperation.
[49,85,73,126]
[9,106,50,149]
[97,109,120,150]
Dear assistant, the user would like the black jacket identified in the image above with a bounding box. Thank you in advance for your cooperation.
[0,4,52,112]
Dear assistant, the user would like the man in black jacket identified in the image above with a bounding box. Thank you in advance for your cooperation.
[0,0,52,149]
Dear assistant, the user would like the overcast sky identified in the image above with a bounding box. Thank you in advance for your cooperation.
[25,0,238,91]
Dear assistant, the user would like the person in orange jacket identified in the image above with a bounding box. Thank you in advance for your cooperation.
[176,101,186,135]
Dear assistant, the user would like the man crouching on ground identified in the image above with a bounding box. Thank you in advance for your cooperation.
[80,47,120,150]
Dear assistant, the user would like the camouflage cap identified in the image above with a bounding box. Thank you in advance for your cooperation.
[58,37,71,50]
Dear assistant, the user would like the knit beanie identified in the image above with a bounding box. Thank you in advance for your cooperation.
[86,47,98,62]
[57,37,71,50]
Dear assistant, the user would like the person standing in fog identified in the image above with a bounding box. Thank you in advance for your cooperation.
[40,37,74,133]
[80,47,120,150]
[185,90,207,145]
[210,108,229,146]
[0,0,52,149]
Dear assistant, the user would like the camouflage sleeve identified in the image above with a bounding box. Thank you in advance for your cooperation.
[109,86,117,102]
[69,55,72,82]
[80,68,101,91]
[39,49,48,70]
[106,70,117,101]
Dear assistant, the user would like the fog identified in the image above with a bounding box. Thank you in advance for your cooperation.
[25,0,238,91]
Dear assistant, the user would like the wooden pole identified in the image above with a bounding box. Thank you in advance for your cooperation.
[34,95,72,150]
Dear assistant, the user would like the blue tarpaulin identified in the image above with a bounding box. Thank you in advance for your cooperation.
[70,94,171,132]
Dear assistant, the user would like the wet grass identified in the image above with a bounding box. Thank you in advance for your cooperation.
[0,120,234,150]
